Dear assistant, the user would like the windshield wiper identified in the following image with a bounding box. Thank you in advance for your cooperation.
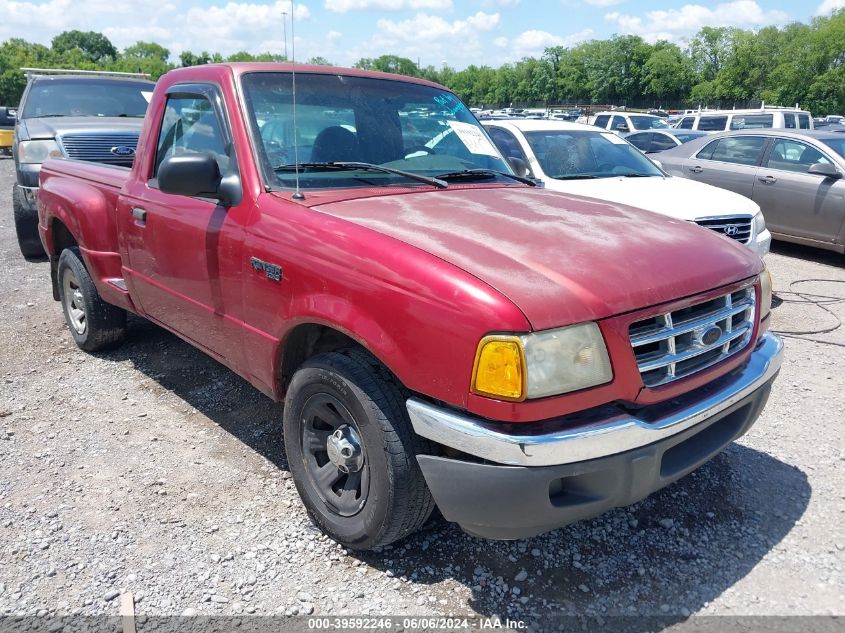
[434,169,536,186]
[273,161,447,189]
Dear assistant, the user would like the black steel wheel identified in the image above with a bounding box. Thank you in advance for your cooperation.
[283,348,435,550]
[300,393,370,517]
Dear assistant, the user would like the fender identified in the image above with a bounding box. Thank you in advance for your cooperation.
[39,161,135,310]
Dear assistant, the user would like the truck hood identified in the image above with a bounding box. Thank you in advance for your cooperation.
[310,187,763,330]
[540,175,760,222]
[21,116,144,140]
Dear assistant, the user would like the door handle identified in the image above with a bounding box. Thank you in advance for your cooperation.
[131,207,147,223]
[688,165,703,173]
[758,175,777,184]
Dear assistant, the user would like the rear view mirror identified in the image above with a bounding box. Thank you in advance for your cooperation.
[159,153,221,198]
[807,162,842,179]
[158,153,241,205]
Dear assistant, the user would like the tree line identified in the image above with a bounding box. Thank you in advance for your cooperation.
[1,9,843,114]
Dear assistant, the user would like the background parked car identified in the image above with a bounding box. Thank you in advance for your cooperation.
[674,107,812,132]
[12,68,153,260]
[656,129,845,254]
[590,111,670,134]
[625,129,711,153]
[0,106,15,157]
[482,119,771,257]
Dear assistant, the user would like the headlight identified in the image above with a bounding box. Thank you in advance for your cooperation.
[753,211,766,235]
[18,139,62,164]
[760,267,773,319]
[471,323,613,401]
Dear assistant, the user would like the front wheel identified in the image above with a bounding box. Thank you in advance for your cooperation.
[283,349,435,550]
[57,247,127,352]
[13,189,46,261]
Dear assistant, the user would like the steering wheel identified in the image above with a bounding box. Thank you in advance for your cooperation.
[404,145,436,158]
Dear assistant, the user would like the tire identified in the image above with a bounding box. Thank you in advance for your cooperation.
[57,247,127,352]
[283,348,435,550]
[13,189,47,261]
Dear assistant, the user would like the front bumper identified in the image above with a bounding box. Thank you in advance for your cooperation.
[410,333,783,539]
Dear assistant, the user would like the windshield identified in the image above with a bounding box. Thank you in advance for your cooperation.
[629,115,670,130]
[22,78,152,118]
[241,72,512,190]
[523,130,664,179]
[820,138,845,160]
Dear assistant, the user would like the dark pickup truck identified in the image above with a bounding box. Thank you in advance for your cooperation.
[36,63,782,549]
[13,69,153,259]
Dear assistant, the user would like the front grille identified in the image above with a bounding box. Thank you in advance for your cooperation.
[695,216,753,244]
[59,133,139,167]
[629,286,756,388]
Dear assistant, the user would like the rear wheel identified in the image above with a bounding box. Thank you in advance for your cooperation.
[57,247,127,352]
[13,189,46,261]
[283,349,435,550]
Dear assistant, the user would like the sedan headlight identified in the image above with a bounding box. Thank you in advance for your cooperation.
[471,323,613,401]
[18,139,62,164]
[760,266,773,319]
[753,211,766,235]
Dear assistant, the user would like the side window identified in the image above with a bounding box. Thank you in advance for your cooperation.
[155,95,229,177]
[730,114,773,130]
[593,114,610,129]
[626,133,652,151]
[678,117,695,130]
[784,113,796,129]
[650,133,677,151]
[698,116,728,132]
[486,127,528,163]
[766,139,832,173]
[702,136,767,166]
[610,115,627,131]
[798,114,811,130]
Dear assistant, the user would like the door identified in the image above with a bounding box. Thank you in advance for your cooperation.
[753,137,845,244]
[681,135,769,198]
[118,84,250,366]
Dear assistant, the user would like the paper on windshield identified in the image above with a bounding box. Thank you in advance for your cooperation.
[448,121,499,156]
[600,132,627,145]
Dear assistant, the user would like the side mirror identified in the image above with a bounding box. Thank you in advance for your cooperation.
[507,156,531,178]
[807,162,842,179]
[158,153,240,205]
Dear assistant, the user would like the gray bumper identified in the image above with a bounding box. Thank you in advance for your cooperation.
[410,333,783,540]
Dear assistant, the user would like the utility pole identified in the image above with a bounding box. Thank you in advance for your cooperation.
[282,11,288,60]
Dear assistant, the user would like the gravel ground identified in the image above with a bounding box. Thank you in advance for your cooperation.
[0,158,843,630]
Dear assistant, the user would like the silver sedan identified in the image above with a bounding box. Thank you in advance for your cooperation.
[656,129,845,254]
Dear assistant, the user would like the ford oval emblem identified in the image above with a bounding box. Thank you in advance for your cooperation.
[699,325,723,347]
[110,145,136,157]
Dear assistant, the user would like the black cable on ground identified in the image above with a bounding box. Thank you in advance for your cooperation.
[771,278,845,348]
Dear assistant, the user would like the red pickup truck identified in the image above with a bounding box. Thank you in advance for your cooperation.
[37,63,783,549]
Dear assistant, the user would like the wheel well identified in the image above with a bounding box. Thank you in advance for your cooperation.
[49,219,78,300]
[51,219,78,256]
[280,324,367,392]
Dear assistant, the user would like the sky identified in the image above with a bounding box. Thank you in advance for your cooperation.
[1,0,842,69]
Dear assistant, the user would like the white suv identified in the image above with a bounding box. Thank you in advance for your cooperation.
[675,108,813,132]
[588,112,671,134]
